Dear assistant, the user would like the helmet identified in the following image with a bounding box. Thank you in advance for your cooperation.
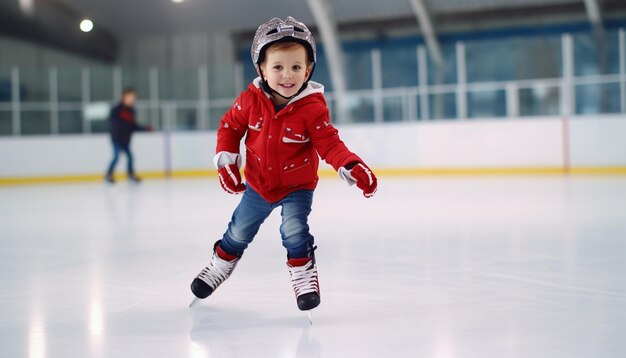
[251,16,316,69]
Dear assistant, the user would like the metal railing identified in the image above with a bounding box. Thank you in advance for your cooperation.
[1,30,625,136]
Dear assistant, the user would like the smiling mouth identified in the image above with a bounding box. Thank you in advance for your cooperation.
[280,83,295,89]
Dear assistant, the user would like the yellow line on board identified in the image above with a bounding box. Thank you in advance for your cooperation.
[364,167,626,176]
[0,174,104,186]
[569,167,626,175]
[169,170,218,178]
[360,167,569,176]
[1,167,626,186]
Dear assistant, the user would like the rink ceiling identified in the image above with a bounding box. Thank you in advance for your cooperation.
[58,0,589,36]
[0,176,625,357]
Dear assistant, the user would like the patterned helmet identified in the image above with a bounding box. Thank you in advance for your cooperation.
[251,17,317,69]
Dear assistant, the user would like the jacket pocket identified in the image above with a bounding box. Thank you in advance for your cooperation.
[244,146,264,185]
[282,124,310,144]
[281,155,316,187]
[248,113,264,132]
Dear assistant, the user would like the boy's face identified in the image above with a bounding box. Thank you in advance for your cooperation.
[261,45,311,102]
[122,92,136,107]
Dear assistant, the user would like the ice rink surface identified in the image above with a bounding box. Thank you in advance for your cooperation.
[1,176,625,358]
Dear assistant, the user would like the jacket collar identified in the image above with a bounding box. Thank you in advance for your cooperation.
[252,77,324,105]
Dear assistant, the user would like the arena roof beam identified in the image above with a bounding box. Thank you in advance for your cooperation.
[583,0,607,78]
[307,0,352,122]
[409,0,443,67]
[583,0,603,28]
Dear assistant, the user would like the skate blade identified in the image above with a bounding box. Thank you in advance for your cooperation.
[308,311,313,326]
[189,297,200,308]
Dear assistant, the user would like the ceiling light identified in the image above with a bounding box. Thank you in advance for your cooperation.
[172,0,184,3]
[80,19,94,32]
[19,0,35,16]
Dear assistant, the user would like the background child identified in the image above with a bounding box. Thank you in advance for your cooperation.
[190,17,377,311]
[105,88,150,184]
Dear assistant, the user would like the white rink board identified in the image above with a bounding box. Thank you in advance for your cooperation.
[569,116,626,167]
[0,133,165,177]
[334,118,564,168]
[1,116,625,178]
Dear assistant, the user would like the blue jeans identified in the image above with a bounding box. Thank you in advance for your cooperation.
[220,185,315,259]
[106,142,135,177]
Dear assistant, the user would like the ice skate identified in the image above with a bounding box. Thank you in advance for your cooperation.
[190,240,241,301]
[287,250,320,311]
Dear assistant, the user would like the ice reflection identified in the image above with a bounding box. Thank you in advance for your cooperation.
[188,342,209,358]
[28,314,46,358]
[89,301,104,338]
[433,329,456,358]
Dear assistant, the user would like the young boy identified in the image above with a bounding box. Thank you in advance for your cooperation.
[105,88,150,183]
[190,17,377,311]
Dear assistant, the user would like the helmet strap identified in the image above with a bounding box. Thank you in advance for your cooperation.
[261,78,295,101]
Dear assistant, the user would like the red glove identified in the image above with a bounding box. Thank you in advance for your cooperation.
[339,163,378,198]
[351,163,377,198]
[218,164,246,194]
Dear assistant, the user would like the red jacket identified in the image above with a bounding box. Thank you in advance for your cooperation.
[216,79,362,203]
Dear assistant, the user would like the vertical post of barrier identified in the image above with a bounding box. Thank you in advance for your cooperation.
[198,65,209,130]
[234,62,243,96]
[371,48,383,123]
[417,46,429,121]
[149,67,160,130]
[81,67,91,134]
[405,88,416,122]
[456,41,467,120]
[506,83,519,118]
[561,33,574,174]
[11,67,20,136]
[618,28,626,113]
[49,67,59,135]
[113,66,122,102]
[561,34,574,117]
[163,102,174,178]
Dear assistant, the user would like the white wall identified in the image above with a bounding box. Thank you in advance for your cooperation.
[336,118,565,168]
[569,116,626,167]
[0,134,164,177]
[169,132,216,170]
[1,116,625,179]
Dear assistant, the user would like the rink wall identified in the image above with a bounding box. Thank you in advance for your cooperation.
[1,115,626,184]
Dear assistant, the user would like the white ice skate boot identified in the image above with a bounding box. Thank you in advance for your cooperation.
[191,240,241,299]
[287,250,320,311]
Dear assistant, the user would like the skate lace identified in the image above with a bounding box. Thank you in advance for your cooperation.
[198,253,237,289]
[289,260,318,296]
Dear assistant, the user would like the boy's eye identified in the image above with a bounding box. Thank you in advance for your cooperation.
[292,65,301,71]
[273,65,283,71]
